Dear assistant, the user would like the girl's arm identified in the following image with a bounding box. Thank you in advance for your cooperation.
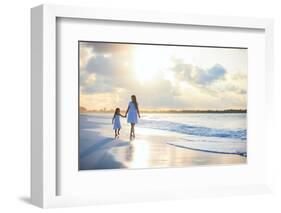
[112,115,115,124]
[119,113,126,118]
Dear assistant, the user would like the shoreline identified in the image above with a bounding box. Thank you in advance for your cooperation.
[79,119,246,170]
[80,111,247,114]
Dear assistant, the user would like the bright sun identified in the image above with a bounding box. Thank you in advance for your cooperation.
[132,46,171,84]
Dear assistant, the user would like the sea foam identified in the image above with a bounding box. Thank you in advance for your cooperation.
[139,118,246,140]
[167,139,247,156]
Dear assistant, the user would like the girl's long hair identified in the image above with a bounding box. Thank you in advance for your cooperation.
[114,108,120,117]
[131,95,139,111]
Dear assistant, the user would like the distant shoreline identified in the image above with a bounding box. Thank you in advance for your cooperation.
[80,108,247,114]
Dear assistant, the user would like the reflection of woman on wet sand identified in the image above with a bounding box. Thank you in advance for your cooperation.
[125,95,141,140]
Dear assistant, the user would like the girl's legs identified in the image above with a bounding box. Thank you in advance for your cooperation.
[114,129,118,138]
[117,128,120,135]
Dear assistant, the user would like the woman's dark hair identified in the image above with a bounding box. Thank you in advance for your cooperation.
[114,108,120,117]
[131,95,139,111]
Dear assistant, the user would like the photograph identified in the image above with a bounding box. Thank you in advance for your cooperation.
[79,41,247,170]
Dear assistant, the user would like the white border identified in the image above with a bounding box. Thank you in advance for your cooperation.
[58,18,263,196]
[31,4,274,208]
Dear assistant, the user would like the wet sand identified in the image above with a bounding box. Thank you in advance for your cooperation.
[79,124,246,170]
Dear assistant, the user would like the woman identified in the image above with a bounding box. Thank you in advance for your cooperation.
[125,95,141,140]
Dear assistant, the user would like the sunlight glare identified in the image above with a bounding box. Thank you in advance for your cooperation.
[133,46,171,84]
[130,139,150,168]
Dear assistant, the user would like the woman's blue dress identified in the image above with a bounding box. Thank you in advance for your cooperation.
[127,101,138,124]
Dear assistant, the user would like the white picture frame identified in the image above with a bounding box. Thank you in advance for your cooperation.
[31,4,274,208]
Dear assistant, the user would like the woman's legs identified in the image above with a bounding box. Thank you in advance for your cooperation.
[130,124,133,137]
[130,123,135,139]
[130,123,135,138]
[114,129,118,138]
[132,123,135,137]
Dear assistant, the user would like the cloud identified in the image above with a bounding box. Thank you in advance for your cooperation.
[170,58,226,87]
[79,45,93,69]
[85,55,116,75]
[128,74,187,109]
[79,42,247,110]
[80,43,136,93]
[169,58,247,100]
[81,42,133,55]
[213,72,247,95]
[195,64,226,85]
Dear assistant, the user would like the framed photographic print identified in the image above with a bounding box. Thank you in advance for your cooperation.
[31,4,274,208]
[78,41,247,171]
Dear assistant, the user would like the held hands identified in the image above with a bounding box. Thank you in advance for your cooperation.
[121,114,127,118]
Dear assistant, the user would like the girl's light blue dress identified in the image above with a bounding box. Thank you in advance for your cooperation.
[127,101,138,124]
[113,115,121,130]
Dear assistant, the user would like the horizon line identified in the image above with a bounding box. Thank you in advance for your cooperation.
[80,106,247,113]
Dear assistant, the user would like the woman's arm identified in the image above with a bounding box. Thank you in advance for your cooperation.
[137,106,140,118]
[125,105,130,117]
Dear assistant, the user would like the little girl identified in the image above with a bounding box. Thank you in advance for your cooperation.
[112,108,126,138]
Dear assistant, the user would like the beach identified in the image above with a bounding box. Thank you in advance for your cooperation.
[79,113,247,170]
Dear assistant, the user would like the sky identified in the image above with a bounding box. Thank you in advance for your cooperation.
[79,42,247,111]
